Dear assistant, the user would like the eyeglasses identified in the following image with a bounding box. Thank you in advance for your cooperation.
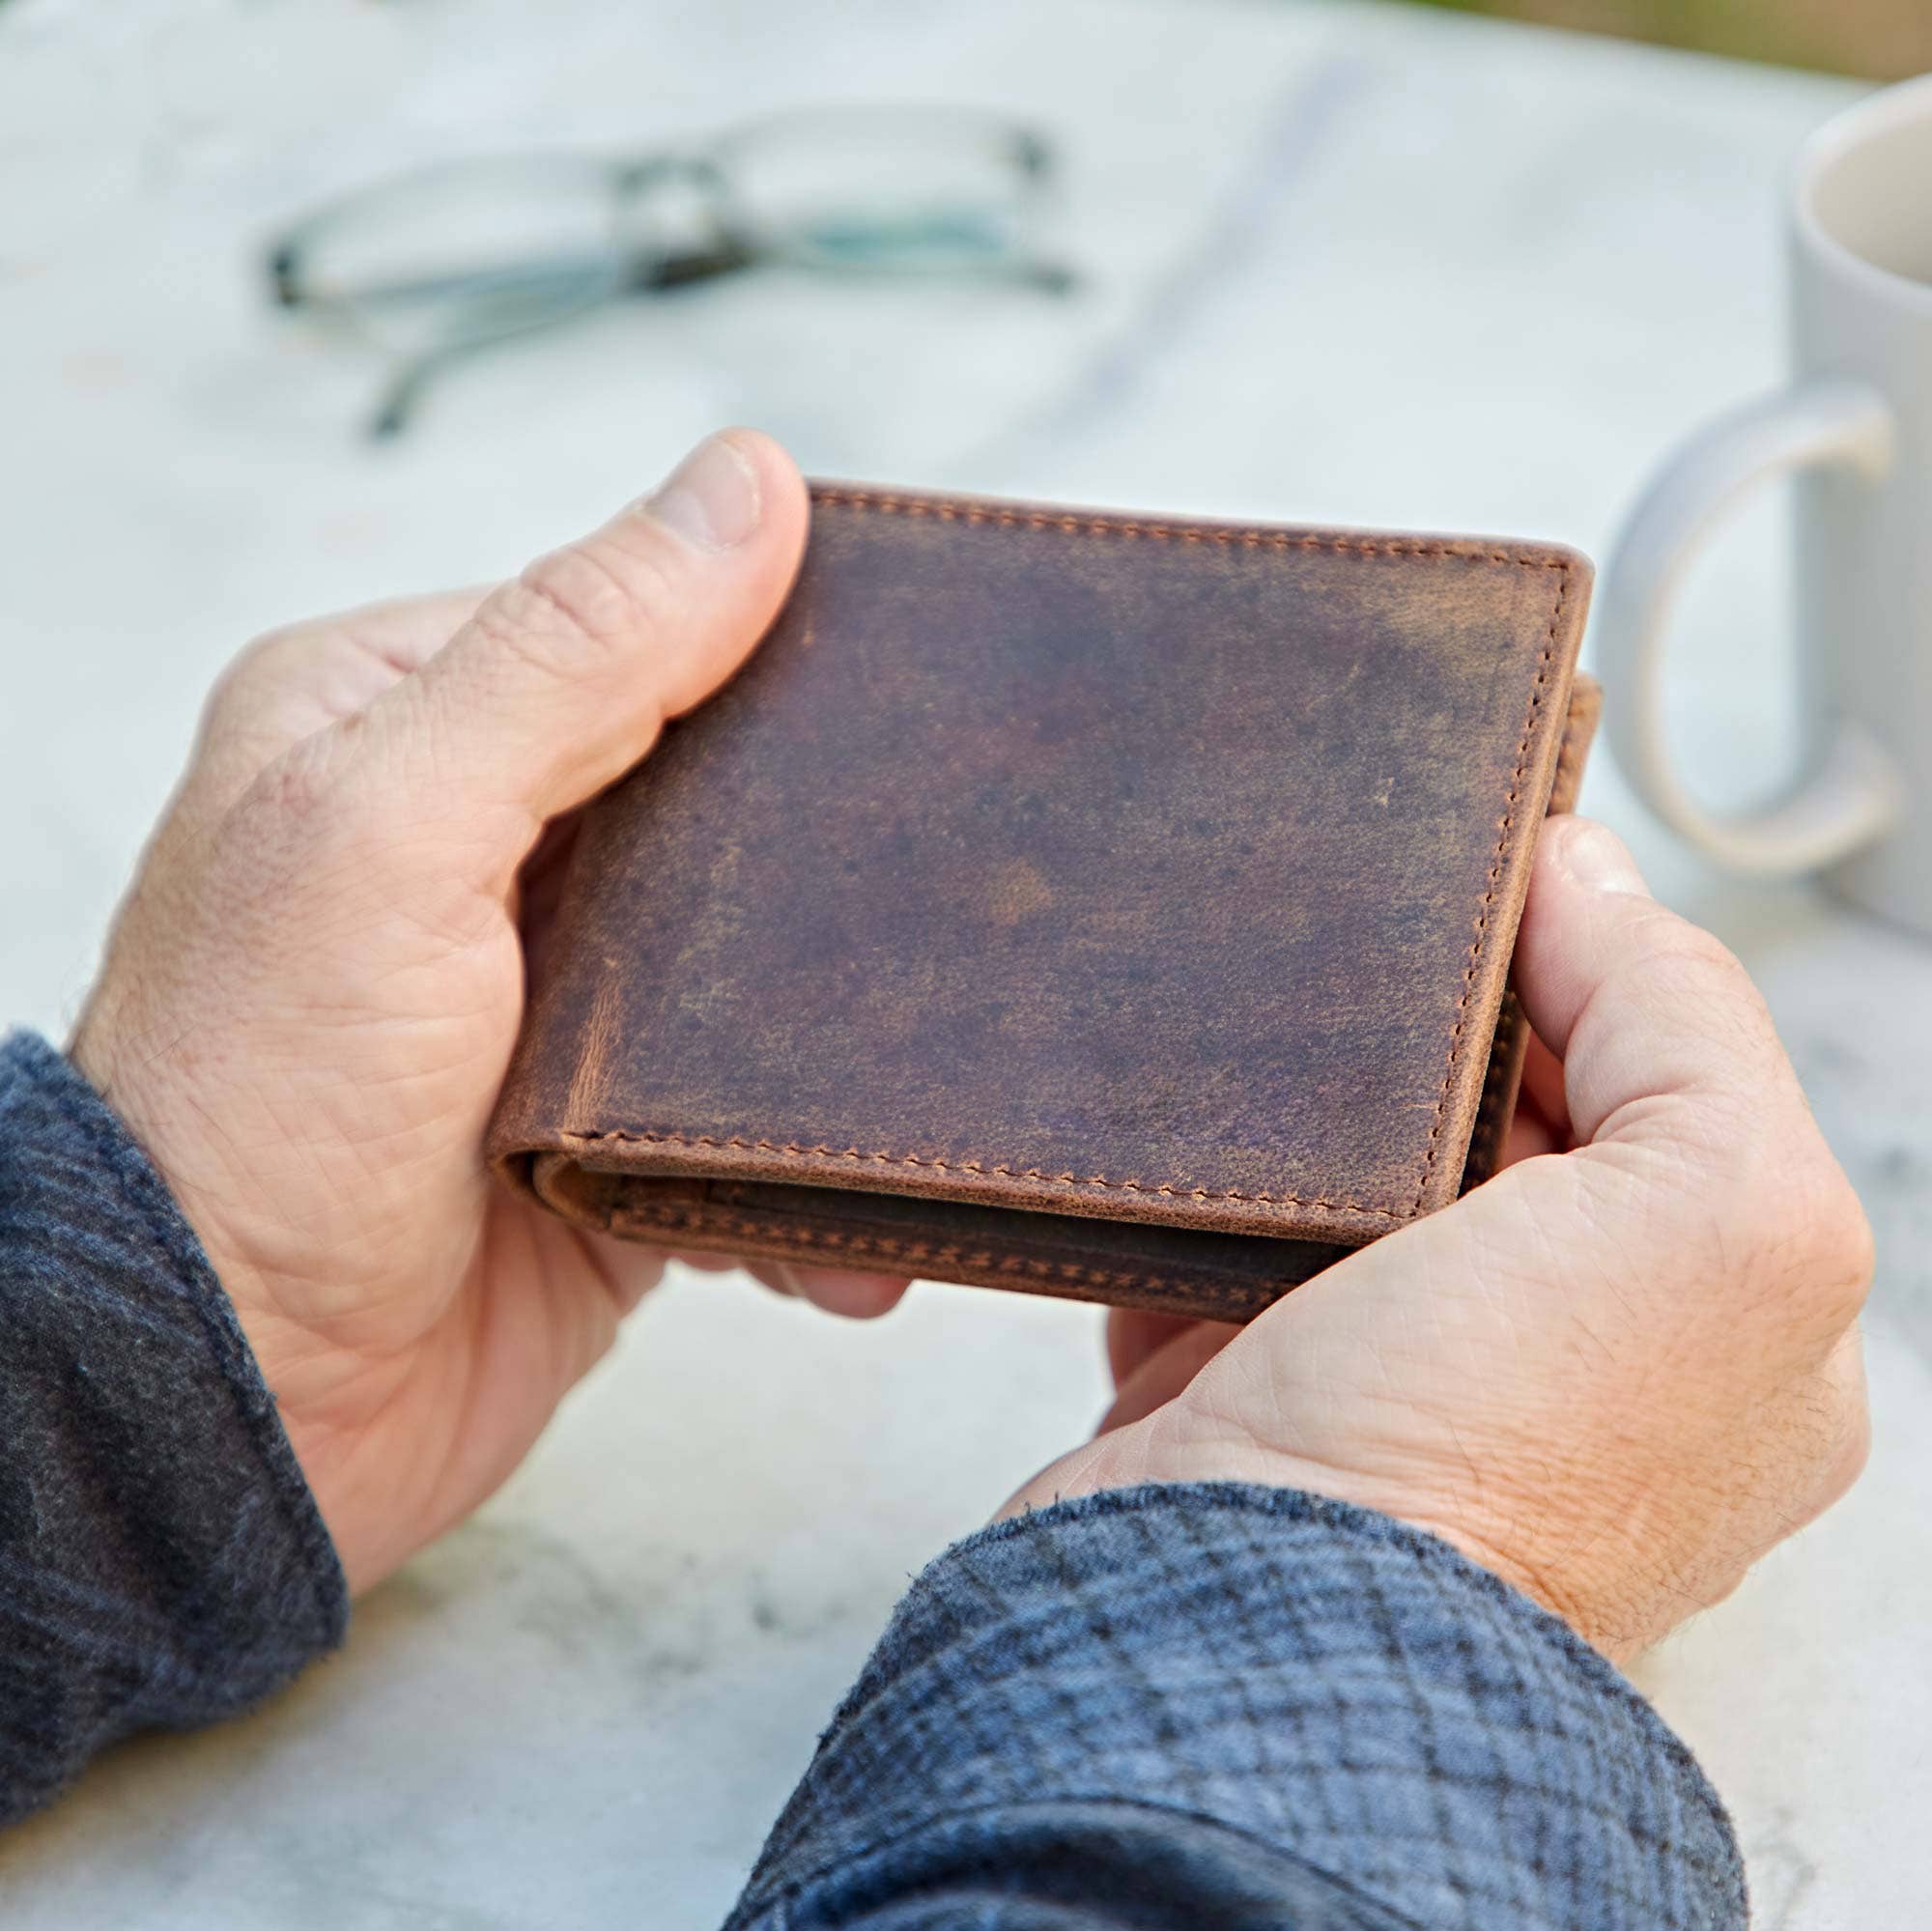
[267,105,1072,439]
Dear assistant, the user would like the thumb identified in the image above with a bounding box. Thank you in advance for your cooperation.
[359,428,808,888]
[1511,815,1806,1154]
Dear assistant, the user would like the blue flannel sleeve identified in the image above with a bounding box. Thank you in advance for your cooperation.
[728,1484,1745,1930]
[0,1031,346,1824]
[0,1020,1747,1926]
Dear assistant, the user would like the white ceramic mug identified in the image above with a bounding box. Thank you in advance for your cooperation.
[1598,74,1932,934]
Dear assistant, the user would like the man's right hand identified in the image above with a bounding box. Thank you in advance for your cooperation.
[1009,816,1873,1662]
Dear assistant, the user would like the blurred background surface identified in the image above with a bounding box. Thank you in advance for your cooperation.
[2,2,1929,1927]
[1413,0,1932,79]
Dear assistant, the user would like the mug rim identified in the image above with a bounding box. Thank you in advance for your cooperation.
[1792,71,1932,316]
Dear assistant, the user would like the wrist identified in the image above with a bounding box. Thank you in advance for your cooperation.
[1007,1416,1637,1661]
[67,1022,386,1591]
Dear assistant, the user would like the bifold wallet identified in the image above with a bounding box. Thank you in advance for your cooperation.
[489,483,1597,1323]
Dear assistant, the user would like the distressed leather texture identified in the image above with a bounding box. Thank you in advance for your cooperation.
[489,484,1596,1321]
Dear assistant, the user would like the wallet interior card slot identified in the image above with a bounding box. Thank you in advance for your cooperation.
[490,485,1597,1322]
[574,1172,1347,1321]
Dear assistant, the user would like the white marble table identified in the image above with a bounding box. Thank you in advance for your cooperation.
[2,1,1928,1922]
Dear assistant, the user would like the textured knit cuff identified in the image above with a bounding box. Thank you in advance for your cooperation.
[0,1031,347,1824]
[737,1483,1745,1931]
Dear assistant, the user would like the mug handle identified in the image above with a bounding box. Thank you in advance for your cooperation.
[1597,380,1906,874]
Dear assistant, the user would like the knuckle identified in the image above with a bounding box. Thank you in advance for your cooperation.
[1833,1380,1874,1493]
[1633,912,1755,1007]
[1818,1375,1873,1502]
[1732,1146,1873,1328]
[507,530,683,667]
[1798,1164,1876,1320]
[1590,914,1782,1099]
[233,723,377,861]
[248,739,331,824]
[204,624,320,724]
[1759,1346,1870,1531]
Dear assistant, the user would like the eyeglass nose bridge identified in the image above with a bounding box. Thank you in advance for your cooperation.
[611,153,753,286]
[611,151,728,196]
[268,242,303,307]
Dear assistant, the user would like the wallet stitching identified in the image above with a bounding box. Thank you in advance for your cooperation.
[561,1128,1402,1218]
[1553,707,1589,806]
[1462,990,1525,1194]
[809,488,1573,570]
[616,1199,1292,1304]
[568,492,1575,1226]
[1408,564,1567,1212]
[702,1178,1322,1286]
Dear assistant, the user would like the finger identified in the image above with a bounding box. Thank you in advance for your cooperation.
[571,1230,669,1318]
[1106,1308,1201,1388]
[742,1262,798,1296]
[1101,1319,1239,1431]
[187,589,494,824]
[1497,1034,1568,1168]
[1511,816,1807,1152]
[786,1266,913,1320]
[215,588,496,728]
[1517,1031,1570,1145]
[693,1255,912,1319]
[296,585,497,678]
[354,429,808,889]
[1499,1104,1562,1168]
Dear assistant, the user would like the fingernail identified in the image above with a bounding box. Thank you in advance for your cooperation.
[1561,820,1650,896]
[648,434,761,551]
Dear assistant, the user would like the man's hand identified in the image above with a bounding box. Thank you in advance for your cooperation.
[72,431,908,1595]
[1008,816,1873,1661]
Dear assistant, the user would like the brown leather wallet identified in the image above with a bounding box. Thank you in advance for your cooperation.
[489,483,1597,1322]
